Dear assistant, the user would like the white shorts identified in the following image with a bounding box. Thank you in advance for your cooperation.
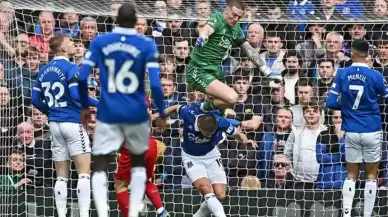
[182,148,227,185]
[49,122,91,161]
[92,120,149,155]
[345,131,382,163]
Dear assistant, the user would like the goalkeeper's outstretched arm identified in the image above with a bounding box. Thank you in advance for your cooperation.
[238,41,282,80]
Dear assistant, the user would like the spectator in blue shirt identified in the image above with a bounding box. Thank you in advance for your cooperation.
[258,108,292,179]
[287,0,315,32]
[335,0,363,19]
[316,124,347,189]
[56,12,80,38]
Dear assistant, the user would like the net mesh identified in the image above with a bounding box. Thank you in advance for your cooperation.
[1,0,388,216]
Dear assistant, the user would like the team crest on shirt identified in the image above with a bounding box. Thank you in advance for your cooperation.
[187,161,193,168]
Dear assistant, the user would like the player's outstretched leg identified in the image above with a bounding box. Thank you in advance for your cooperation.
[115,179,130,217]
[200,79,238,112]
[145,181,170,217]
[92,155,112,217]
[73,153,92,217]
[193,178,226,217]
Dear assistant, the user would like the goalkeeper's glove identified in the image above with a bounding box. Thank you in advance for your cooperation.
[195,36,208,48]
[267,72,283,82]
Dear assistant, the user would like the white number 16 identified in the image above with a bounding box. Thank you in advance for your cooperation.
[349,85,364,109]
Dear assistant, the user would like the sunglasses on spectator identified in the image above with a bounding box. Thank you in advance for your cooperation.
[274,162,288,168]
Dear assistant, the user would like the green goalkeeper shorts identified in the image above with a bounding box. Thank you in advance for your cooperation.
[186,62,225,93]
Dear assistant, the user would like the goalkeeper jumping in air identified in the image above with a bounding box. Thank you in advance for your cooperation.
[187,0,282,112]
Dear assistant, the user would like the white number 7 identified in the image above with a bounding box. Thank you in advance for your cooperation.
[349,85,364,109]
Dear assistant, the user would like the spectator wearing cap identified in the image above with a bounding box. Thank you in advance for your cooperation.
[88,77,99,98]
[258,108,293,179]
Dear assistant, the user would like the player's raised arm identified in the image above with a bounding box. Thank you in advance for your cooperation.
[78,39,100,109]
[147,42,165,117]
[31,78,50,114]
[238,40,282,81]
[326,69,342,110]
[68,65,99,107]
[218,116,257,148]
[195,14,218,47]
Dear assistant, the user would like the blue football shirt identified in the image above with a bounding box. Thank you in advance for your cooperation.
[32,57,82,123]
[178,103,237,156]
[78,27,165,124]
[326,63,388,133]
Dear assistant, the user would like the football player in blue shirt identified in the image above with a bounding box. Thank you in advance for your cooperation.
[77,3,166,217]
[32,34,99,217]
[154,102,256,217]
[326,39,388,217]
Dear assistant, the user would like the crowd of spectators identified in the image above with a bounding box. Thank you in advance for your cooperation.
[1,0,388,208]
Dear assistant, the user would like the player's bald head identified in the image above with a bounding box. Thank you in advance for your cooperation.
[116,2,137,28]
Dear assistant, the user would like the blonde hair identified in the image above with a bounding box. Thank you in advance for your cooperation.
[155,139,166,158]
[240,175,261,190]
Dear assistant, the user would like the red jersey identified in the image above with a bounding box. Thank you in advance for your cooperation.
[114,95,157,182]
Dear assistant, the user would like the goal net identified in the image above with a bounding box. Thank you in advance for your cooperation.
[1,0,388,216]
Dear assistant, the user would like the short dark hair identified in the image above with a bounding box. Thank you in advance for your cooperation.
[318,58,335,68]
[351,39,369,56]
[198,114,218,132]
[265,31,284,41]
[296,77,314,88]
[49,34,68,54]
[282,50,302,67]
[116,3,137,28]
[173,37,190,46]
[302,97,321,113]
[227,0,246,10]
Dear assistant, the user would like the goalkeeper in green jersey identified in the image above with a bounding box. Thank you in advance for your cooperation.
[186,0,282,112]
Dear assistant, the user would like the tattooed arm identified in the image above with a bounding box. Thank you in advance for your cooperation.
[238,40,282,81]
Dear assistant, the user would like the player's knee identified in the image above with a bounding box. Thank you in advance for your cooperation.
[215,192,226,201]
[114,180,129,193]
[224,91,238,105]
[197,183,213,195]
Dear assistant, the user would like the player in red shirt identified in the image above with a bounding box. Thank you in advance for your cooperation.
[114,96,170,217]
